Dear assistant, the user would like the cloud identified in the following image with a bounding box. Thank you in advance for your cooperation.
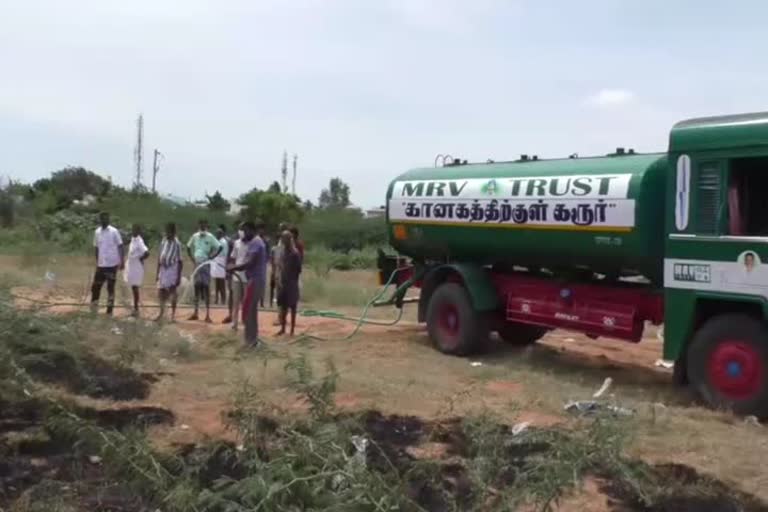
[584,89,636,108]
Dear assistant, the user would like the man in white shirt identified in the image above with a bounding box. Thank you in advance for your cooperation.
[91,212,124,315]
[223,223,249,331]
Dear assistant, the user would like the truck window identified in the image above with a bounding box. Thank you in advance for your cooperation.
[696,160,723,234]
[729,157,768,236]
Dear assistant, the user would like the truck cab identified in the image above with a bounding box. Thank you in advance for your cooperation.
[665,112,768,416]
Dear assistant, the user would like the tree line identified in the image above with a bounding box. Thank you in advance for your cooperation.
[0,167,386,253]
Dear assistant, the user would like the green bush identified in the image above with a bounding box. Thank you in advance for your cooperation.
[299,208,385,252]
[99,190,231,243]
[304,246,336,277]
[304,245,379,274]
[0,190,15,227]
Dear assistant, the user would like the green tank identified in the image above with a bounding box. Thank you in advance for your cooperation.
[386,153,668,284]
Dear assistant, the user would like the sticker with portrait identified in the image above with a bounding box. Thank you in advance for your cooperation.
[723,250,768,287]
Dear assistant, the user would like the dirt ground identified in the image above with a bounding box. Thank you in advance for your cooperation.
[3,255,768,510]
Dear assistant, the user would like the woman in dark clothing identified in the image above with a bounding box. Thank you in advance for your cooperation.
[277,230,302,336]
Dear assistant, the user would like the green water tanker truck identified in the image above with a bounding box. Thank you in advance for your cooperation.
[377,112,768,417]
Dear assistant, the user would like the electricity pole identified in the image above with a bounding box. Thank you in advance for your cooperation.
[292,154,297,195]
[133,114,144,191]
[152,149,163,194]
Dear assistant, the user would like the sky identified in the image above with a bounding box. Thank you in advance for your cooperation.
[1,0,766,208]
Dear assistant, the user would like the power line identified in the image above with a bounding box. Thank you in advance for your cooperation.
[292,153,297,195]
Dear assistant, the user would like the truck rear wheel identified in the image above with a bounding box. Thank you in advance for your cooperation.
[687,314,768,417]
[426,283,488,356]
[497,322,547,345]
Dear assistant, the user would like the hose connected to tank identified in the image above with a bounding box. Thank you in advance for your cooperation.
[9,261,415,344]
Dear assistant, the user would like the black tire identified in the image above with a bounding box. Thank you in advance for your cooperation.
[687,313,768,417]
[497,322,547,345]
[426,283,488,356]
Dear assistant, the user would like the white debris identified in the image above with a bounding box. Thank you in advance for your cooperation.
[654,359,674,369]
[110,327,123,336]
[564,337,576,343]
[180,424,190,431]
[180,332,197,344]
[236,444,245,452]
[564,400,634,417]
[88,455,102,464]
[470,361,483,367]
[334,436,370,490]
[351,435,369,467]
[511,421,531,436]
[745,416,761,427]
[592,377,613,398]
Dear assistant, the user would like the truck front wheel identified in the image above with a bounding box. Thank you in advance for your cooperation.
[426,283,488,356]
[497,322,548,345]
[687,314,768,417]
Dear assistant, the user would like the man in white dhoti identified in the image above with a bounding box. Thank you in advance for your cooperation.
[124,224,149,317]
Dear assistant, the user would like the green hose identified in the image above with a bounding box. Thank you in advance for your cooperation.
[9,266,413,344]
[282,266,408,342]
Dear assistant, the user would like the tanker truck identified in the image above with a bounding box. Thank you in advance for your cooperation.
[377,111,768,417]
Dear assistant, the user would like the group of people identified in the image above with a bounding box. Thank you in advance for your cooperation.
[90,212,304,348]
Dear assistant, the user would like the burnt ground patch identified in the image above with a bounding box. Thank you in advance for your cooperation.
[0,404,174,511]
[600,463,768,512]
[17,346,153,400]
[359,410,768,512]
[3,402,768,511]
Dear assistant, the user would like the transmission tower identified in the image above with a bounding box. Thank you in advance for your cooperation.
[152,149,164,193]
[281,150,288,192]
[291,154,297,195]
[133,114,144,190]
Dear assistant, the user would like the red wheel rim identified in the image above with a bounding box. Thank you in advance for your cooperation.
[437,303,460,349]
[708,340,764,400]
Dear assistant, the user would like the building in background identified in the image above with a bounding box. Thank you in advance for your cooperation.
[365,207,386,218]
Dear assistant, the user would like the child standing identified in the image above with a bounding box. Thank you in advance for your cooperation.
[124,224,149,317]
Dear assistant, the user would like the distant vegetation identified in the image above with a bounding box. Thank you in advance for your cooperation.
[0,167,387,269]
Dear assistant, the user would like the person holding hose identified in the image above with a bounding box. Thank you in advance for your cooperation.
[228,220,267,348]
[225,223,248,331]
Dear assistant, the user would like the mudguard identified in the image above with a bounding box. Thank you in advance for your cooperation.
[417,263,499,322]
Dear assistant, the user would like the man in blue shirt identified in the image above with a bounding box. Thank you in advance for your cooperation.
[228,220,267,347]
[186,219,222,323]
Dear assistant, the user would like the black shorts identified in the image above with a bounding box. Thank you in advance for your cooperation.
[94,266,118,286]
